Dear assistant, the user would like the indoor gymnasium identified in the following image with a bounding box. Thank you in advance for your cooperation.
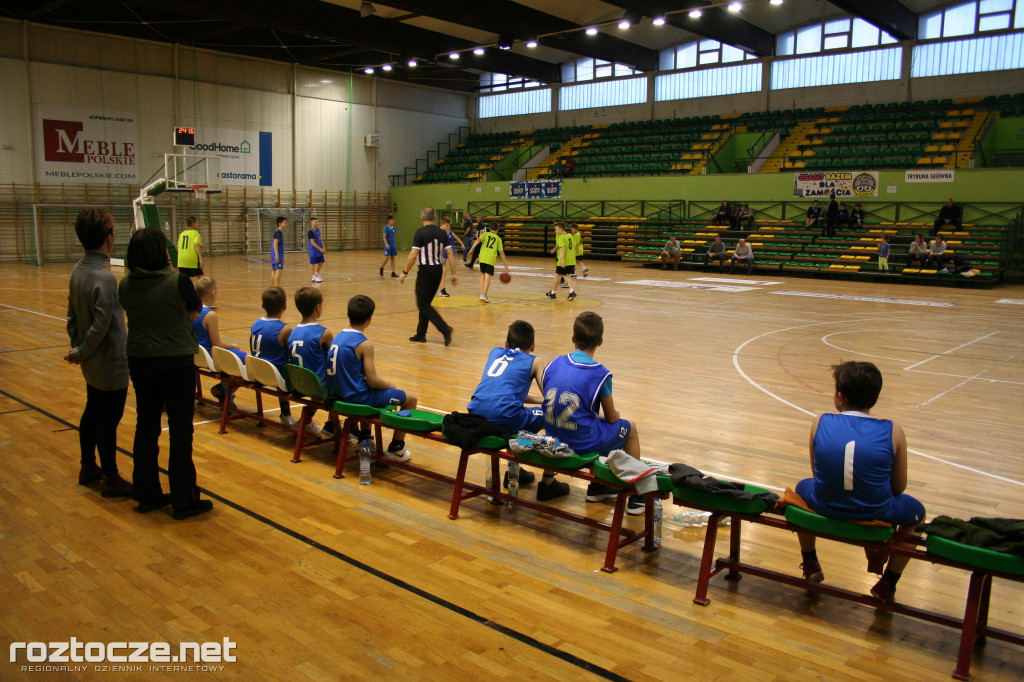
[1,1,1023,681]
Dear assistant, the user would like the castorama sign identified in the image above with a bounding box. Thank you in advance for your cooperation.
[187,127,272,187]
[37,105,138,184]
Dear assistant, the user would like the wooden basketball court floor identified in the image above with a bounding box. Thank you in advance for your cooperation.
[1,251,1022,681]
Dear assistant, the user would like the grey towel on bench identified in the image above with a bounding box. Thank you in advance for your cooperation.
[917,516,1024,557]
[669,463,779,509]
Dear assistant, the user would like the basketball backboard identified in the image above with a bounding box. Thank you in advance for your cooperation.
[164,153,222,193]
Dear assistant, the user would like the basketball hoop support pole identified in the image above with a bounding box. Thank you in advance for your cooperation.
[133,177,167,230]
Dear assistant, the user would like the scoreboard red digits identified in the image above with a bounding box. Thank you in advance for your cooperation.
[174,127,196,146]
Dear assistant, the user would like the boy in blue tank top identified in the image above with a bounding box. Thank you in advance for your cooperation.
[308,216,326,283]
[326,295,414,462]
[250,286,309,431]
[467,320,567,501]
[794,361,925,603]
[287,286,333,381]
[191,277,245,405]
[542,311,644,515]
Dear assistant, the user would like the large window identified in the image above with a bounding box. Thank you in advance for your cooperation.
[658,39,756,71]
[478,88,551,119]
[559,76,647,111]
[655,63,762,101]
[778,17,897,55]
[919,0,1024,39]
[911,31,1024,76]
[772,47,902,89]
[479,72,542,93]
[561,57,642,83]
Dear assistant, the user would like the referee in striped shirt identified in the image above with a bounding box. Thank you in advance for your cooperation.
[400,206,457,345]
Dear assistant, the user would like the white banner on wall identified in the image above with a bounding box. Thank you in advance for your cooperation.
[905,169,955,183]
[792,170,879,198]
[185,127,272,186]
[36,105,138,184]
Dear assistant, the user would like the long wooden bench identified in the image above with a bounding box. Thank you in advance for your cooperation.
[681,495,1024,680]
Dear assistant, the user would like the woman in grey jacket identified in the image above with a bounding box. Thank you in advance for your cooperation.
[119,227,212,520]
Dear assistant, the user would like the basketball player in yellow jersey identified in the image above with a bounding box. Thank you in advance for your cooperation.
[176,216,203,279]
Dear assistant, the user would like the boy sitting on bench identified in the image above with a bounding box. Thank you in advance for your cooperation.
[795,361,926,602]
[326,295,415,462]
[467,320,568,501]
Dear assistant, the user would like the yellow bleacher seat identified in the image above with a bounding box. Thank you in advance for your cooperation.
[924,144,940,153]
[932,132,947,140]
[961,108,975,116]
[932,156,948,165]
[916,157,933,165]
[947,132,962,140]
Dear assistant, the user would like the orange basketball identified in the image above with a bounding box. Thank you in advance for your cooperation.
[499,272,512,284]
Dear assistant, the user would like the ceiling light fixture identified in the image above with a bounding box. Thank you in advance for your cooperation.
[769,0,783,5]
[689,9,702,18]
[382,64,392,71]
[473,47,485,55]
[497,33,514,49]
[728,2,742,11]
[364,67,374,74]
[449,52,460,59]
[359,1,376,18]
[526,40,538,48]
[652,17,666,26]
[407,59,417,67]
[618,20,630,29]
[586,27,598,35]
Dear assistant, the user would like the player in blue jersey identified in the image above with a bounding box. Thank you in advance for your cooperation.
[542,311,644,514]
[380,215,398,278]
[270,216,287,286]
[190,277,245,405]
[327,295,415,462]
[287,286,333,381]
[794,361,925,603]
[468,321,568,500]
[308,216,326,283]
[250,286,315,434]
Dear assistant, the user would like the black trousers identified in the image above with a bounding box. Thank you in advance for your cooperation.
[414,265,449,336]
[79,384,128,476]
[128,355,200,511]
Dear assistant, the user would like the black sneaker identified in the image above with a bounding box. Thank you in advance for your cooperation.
[409,335,427,343]
[537,479,570,501]
[439,289,450,297]
[545,291,557,299]
[442,326,453,347]
[173,499,214,520]
[503,469,536,487]
[585,483,620,502]
[211,384,225,404]
[626,494,645,516]
[380,267,384,277]
[78,462,103,485]
[567,291,577,301]
[463,263,473,269]
[391,272,399,278]
[135,493,172,514]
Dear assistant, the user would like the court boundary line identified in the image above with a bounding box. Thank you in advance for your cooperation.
[0,387,629,682]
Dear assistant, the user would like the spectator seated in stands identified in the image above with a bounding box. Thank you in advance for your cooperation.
[850,203,865,228]
[563,156,575,177]
[804,200,821,229]
[737,204,755,229]
[836,203,850,229]
[704,234,728,271]
[933,197,962,236]
[729,238,754,275]
[660,236,682,270]
[711,201,734,228]
[794,361,925,603]
[926,235,951,270]
[906,234,928,269]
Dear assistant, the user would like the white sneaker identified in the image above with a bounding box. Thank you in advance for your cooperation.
[479,293,489,303]
[583,267,589,277]
[280,415,298,427]
[305,421,322,437]
[381,447,411,463]
[315,274,323,282]
[559,281,569,288]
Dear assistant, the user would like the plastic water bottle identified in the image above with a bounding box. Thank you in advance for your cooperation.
[507,461,521,507]
[358,440,371,485]
[653,499,663,544]
[673,510,712,527]
[484,464,493,502]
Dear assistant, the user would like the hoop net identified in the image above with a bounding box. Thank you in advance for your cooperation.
[192,185,209,200]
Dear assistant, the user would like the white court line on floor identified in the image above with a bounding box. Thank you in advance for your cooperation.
[175,407,281,430]
[995,299,1024,305]
[915,369,989,408]
[505,271,613,281]
[903,331,1000,371]
[771,290,955,307]
[733,320,1023,487]
[620,279,760,292]
[689,277,782,286]
[0,303,65,322]
[821,331,916,363]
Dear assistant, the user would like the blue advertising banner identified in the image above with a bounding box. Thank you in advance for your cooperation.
[510,180,561,199]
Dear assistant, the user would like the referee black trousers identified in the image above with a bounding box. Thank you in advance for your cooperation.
[414,265,449,336]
